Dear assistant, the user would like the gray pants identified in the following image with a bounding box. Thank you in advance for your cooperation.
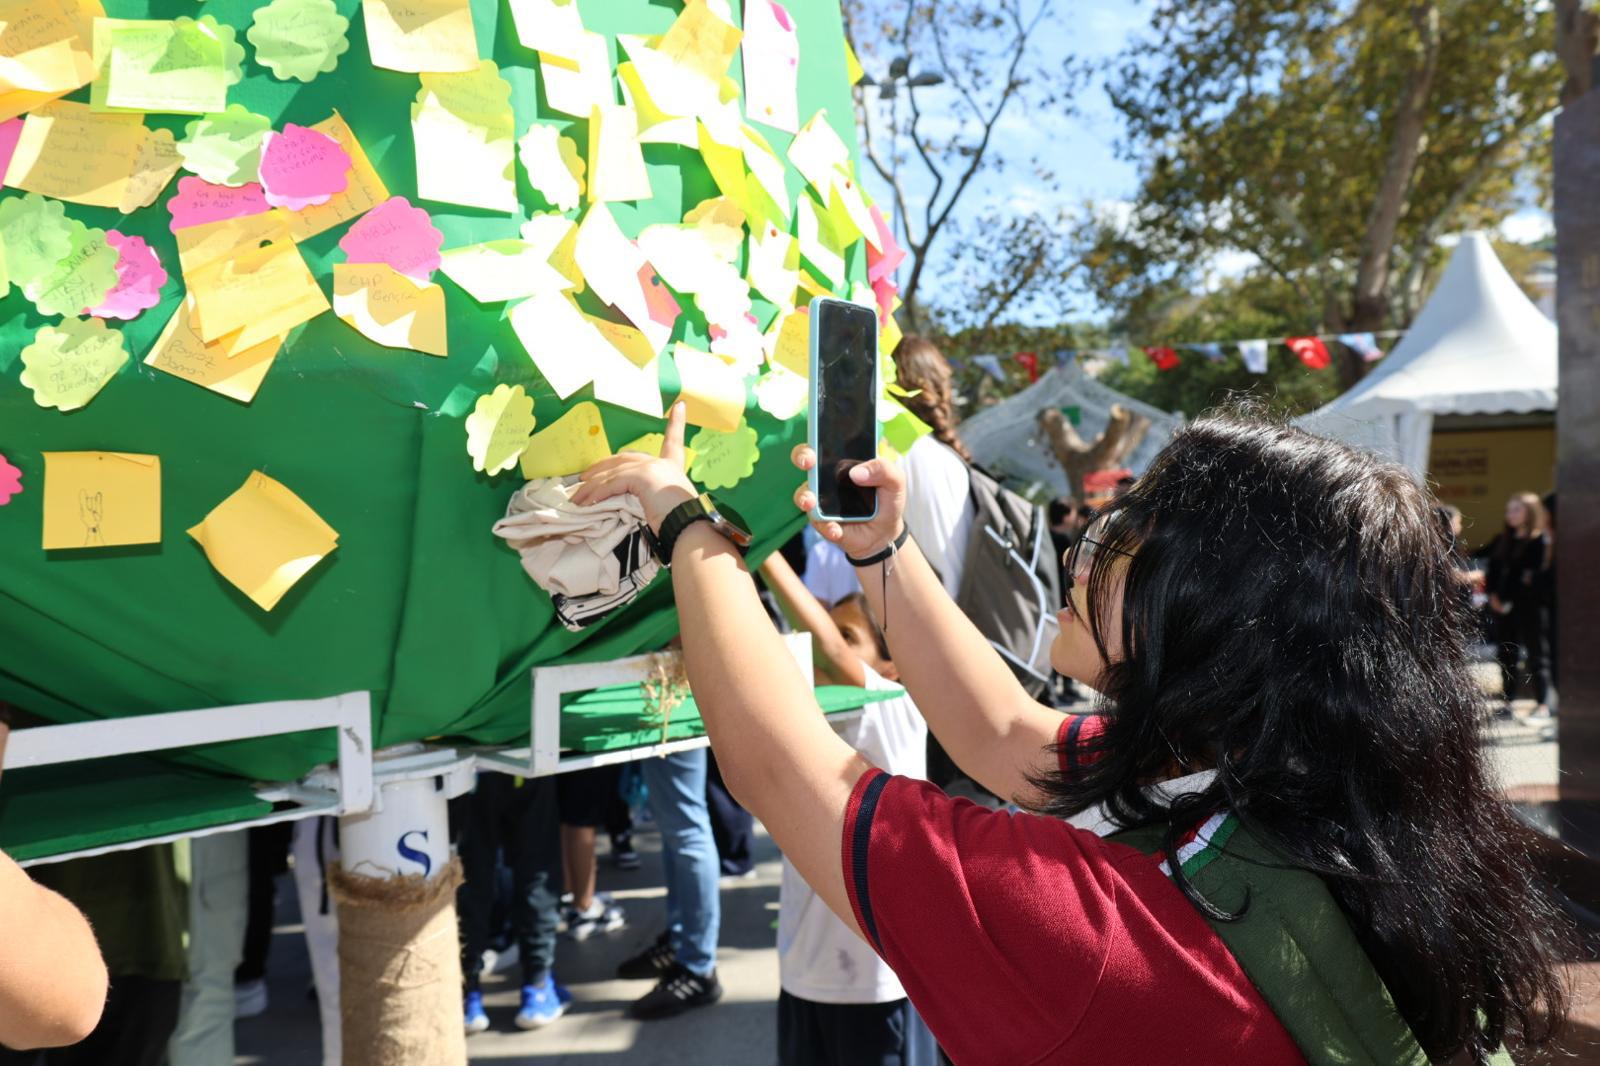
[169,831,248,1066]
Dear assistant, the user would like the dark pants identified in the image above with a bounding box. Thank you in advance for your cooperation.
[236,821,292,983]
[777,990,938,1066]
[0,976,179,1066]
[1495,606,1551,705]
[706,752,754,876]
[454,774,561,990]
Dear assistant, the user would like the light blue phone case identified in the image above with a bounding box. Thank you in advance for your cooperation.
[807,294,880,524]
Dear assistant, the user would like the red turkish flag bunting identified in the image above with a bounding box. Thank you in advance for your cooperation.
[1287,336,1331,370]
[1015,351,1039,383]
[1144,346,1180,371]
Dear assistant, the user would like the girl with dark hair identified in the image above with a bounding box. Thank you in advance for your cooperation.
[1480,492,1553,718]
[574,405,1568,1064]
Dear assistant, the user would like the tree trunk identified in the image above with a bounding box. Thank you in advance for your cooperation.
[1557,0,1599,104]
[1037,405,1151,501]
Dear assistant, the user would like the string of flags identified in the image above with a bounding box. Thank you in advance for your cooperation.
[958,330,1404,384]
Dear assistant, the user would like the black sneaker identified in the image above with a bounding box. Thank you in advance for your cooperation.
[617,931,677,980]
[628,964,722,1020]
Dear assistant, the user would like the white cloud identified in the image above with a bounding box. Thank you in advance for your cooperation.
[1498,208,1553,245]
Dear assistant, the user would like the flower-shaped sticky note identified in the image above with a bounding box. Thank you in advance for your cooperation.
[258,124,350,210]
[466,384,538,475]
[248,0,350,83]
[167,176,272,231]
[337,197,444,283]
[753,365,806,420]
[0,193,74,293]
[19,318,130,412]
[517,124,585,213]
[0,455,21,506]
[88,232,167,320]
[26,221,120,319]
[688,419,760,491]
[178,105,273,187]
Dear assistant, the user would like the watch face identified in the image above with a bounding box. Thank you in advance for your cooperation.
[701,494,753,547]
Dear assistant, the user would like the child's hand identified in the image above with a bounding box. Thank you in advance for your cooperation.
[790,444,907,561]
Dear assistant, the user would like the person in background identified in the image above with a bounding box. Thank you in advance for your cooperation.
[1112,474,1137,498]
[558,767,627,939]
[705,752,755,880]
[801,524,859,606]
[232,823,291,1019]
[1481,492,1552,719]
[0,718,106,1055]
[759,552,936,1066]
[455,774,567,1034]
[168,831,248,1066]
[1540,491,1558,722]
[607,771,642,871]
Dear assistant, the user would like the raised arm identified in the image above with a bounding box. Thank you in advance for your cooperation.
[758,551,865,687]
[791,446,1065,808]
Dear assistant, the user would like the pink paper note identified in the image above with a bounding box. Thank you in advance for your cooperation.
[872,275,897,324]
[168,177,272,231]
[337,196,444,282]
[0,118,22,191]
[0,453,20,506]
[258,124,351,211]
[866,204,905,284]
[88,232,168,321]
[637,263,682,333]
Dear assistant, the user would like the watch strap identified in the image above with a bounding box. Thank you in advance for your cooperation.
[653,497,712,568]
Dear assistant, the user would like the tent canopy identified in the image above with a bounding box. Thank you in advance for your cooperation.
[1304,233,1556,472]
[959,362,1184,499]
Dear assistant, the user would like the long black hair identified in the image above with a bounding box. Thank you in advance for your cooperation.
[1036,411,1568,1061]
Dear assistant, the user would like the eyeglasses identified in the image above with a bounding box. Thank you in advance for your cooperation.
[1063,513,1133,584]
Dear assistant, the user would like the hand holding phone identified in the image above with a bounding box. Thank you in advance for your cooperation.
[807,296,880,524]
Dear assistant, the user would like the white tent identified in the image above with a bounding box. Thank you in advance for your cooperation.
[1301,232,1557,474]
[958,360,1184,498]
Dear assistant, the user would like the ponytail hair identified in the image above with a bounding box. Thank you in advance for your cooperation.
[891,334,972,463]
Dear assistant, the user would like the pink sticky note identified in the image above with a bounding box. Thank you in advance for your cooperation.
[0,118,22,191]
[866,204,905,284]
[636,262,682,332]
[337,196,444,283]
[168,177,272,231]
[88,232,168,321]
[0,454,20,506]
[872,275,897,325]
[258,124,350,211]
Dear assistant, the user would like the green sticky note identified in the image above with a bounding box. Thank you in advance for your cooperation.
[25,221,120,319]
[0,193,74,292]
[177,105,273,186]
[247,0,351,83]
[689,419,761,492]
[19,318,130,413]
[91,17,242,115]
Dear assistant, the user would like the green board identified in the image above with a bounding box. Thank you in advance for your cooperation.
[0,0,881,784]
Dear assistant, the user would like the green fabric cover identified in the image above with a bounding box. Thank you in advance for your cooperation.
[0,755,271,862]
[560,682,899,753]
[0,0,865,784]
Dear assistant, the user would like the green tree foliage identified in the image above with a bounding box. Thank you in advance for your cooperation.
[1082,0,1559,387]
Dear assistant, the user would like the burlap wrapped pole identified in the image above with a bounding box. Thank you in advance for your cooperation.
[328,857,467,1066]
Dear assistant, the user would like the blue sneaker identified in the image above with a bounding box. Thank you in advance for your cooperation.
[515,978,566,1030]
[555,980,573,1007]
[464,989,489,1034]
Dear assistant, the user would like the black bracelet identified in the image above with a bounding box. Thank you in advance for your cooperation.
[847,526,910,567]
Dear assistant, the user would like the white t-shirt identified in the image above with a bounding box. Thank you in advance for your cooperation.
[900,436,973,597]
[777,666,927,1004]
[801,526,860,607]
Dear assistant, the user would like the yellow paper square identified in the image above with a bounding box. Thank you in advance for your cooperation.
[520,400,612,479]
[585,313,655,368]
[0,0,100,96]
[413,62,516,212]
[145,297,282,404]
[618,432,696,470]
[287,112,391,241]
[674,342,744,431]
[769,308,809,377]
[656,0,741,84]
[538,29,612,119]
[42,451,161,550]
[3,100,146,207]
[362,0,478,74]
[188,471,339,611]
[175,210,295,276]
[586,102,652,203]
[186,238,329,349]
[333,263,448,356]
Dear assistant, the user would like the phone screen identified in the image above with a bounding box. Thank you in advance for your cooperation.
[812,299,879,520]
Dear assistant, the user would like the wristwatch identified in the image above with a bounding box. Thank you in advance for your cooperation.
[652,493,753,567]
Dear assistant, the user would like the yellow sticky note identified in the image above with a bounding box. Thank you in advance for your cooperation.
[517,123,584,212]
[509,290,664,417]
[795,193,844,286]
[587,102,652,204]
[747,221,798,309]
[827,174,878,251]
[439,222,578,302]
[878,309,902,358]
[657,0,741,84]
[768,307,809,376]
[585,313,656,369]
[188,472,339,611]
[175,210,295,276]
[507,0,586,58]
[843,37,864,85]
[412,61,516,212]
[636,221,751,329]
[618,432,696,470]
[333,263,447,356]
[287,111,390,241]
[520,400,611,479]
[362,0,478,74]
[0,0,99,96]
[674,342,745,432]
[537,29,612,119]
[786,110,851,193]
[4,100,146,208]
[118,126,182,213]
[186,237,329,350]
[42,451,160,550]
[145,297,282,404]
[684,195,745,262]
[616,58,695,147]
[574,204,673,352]
[465,383,537,475]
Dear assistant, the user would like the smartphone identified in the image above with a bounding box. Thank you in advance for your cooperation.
[807,296,880,523]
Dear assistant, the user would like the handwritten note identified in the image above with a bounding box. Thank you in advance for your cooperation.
[637,220,752,327]
[0,117,22,188]
[742,0,799,133]
[167,176,271,231]
[363,0,478,74]
[41,451,160,549]
[176,105,271,186]
[145,296,282,404]
[795,192,844,286]
[507,0,586,58]
[465,383,537,475]
[0,0,100,97]
[91,16,230,114]
[536,29,612,119]
[27,219,118,318]
[286,111,389,240]
[0,454,20,506]
[412,60,516,212]
[574,204,676,353]
[337,196,442,282]
[19,317,128,412]
[332,262,448,356]
[673,342,746,431]
[258,123,350,210]
[517,123,584,212]
[688,418,759,491]
[508,289,665,417]
[753,363,806,419]
[747,220,798,309]
[174,209,294,276]
[586,101,652,203]
[658,0,742,84]
[118,126,182,212]
[786,110,850,193]
[439,224,577,302]
[185,235,329,350]
[519,400,611,480]
[188,471,339,611]
[247,0,350,82]
[4,100,146,207]
[767,307,809,376]
[0,191,72,291]
[88,230,166,320]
